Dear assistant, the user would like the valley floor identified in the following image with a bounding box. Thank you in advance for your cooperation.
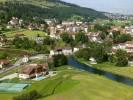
[0,66,133,100]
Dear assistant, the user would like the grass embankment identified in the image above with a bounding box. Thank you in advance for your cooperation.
[82,59,133,79]
[0,66,133,100]
[4,29,46,39]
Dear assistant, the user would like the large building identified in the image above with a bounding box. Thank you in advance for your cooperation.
[19,64,48,79]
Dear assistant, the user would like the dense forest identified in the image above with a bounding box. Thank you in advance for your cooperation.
[0,0,106,23]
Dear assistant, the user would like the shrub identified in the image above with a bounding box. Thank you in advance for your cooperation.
[13,90,42,100]
[0,52,8,59]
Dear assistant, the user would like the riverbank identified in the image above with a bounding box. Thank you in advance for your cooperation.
[81,59,133,79]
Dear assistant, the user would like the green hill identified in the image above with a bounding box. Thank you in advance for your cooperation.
[0,0,106,23]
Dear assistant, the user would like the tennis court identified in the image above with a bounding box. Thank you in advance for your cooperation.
[0,83,30,92]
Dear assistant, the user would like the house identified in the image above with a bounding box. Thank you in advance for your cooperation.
[22,55,29,63]
[56,25,65,34]
[50,47,73,56]
[45,19,56,25]
[35,37,44,44]
[76,21,83,26]
[86,32,101,42]
[124,26,133,36]
[89,57,97,64]
[9,17,19,26]
[0,60,10,69]
[28,23,38,30]
[49,25,57,35]
[62,21,75,26]
[19,64,48,79]
[62,48,73,55]
[73,47,80,52]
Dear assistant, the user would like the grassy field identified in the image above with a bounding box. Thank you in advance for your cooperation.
[4,29,46,39]
[0,66,133,100]
[83,60,133,79]
[0,48,33,59]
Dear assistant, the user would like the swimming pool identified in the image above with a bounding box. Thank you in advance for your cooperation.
[32,76,45,81]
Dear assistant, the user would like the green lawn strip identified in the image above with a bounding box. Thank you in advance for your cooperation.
[5,29,46,38]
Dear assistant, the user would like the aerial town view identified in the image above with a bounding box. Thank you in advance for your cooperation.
[0,0,133,100]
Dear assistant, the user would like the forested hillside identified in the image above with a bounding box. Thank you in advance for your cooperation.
[0,0,106,23]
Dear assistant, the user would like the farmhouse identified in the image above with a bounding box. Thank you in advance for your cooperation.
[19,64,48,79]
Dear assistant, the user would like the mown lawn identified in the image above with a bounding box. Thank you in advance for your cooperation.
[0,66,133,100]
[5,29,46,39]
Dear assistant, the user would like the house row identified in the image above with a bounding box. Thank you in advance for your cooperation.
[48,21,89,38]
[112,41,133,53]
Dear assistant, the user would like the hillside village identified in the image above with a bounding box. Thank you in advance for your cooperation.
[0,0,133,100]
[0,16,133,75]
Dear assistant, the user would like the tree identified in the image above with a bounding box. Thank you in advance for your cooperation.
[43,36,55,45]
[115,34,132,43]
[113,31,120,39]
[99,32,106,40]
[13,37,23,48]
[75,48,91,60]
[115,49,128,67]
[95,24,111,32]
[75,32,88,44]
[13,37,32,49]
[53,54,68,67]
[34,45,49,54]
[91,43,108,63]
[103,38,113,53]
[61,32,73,45]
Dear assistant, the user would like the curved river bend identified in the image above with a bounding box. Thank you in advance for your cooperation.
[68,57,133,86]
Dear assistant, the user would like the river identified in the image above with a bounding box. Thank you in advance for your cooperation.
[68,57,133,86]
